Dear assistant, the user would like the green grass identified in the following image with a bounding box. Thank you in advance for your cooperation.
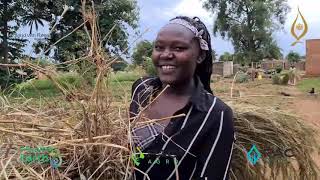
[297,77,320,93]
[6,71,142,100]
[11,72,85,98]
[109,71,142,82]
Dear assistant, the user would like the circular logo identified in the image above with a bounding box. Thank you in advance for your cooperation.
[296,23,304,31]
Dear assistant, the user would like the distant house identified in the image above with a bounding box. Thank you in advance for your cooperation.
[212,61,233,77]
[306,39,320,76]
[260,59,305,71]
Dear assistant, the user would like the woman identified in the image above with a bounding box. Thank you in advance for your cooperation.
[130,16,235,180]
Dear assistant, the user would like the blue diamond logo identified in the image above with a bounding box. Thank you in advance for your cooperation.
[247,144,261,165]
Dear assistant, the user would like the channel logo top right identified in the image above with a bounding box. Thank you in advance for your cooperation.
[291,6,308,46]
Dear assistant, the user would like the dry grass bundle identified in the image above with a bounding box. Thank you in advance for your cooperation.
[1,1,134,179]
[229,103,320,180]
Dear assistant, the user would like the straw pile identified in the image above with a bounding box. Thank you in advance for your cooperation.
[229,102,320,180]
[0,1,319,179]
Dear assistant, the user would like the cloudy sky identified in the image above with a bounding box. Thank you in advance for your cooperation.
[20,0,320,59]
[132,0,320,57]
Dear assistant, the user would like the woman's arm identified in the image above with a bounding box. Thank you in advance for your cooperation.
[195,106,235,180]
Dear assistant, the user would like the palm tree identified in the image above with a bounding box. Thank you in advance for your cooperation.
[22,9,46,34]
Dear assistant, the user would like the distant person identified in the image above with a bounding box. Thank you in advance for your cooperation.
[129,16,235,180]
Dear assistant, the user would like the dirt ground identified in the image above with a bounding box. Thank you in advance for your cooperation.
[212,78,320,169]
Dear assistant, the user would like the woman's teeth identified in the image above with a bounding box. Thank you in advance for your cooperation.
[161,66,176,70]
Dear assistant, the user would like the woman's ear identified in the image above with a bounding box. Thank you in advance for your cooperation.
[197,51,206,64]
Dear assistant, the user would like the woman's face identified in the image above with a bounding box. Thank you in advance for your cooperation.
[152,24,202,86]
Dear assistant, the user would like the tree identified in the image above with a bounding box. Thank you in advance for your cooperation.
[21,0,52,34]
[132,40,153,65]
[203,0,290,63]
[111,58,128,71]
[0,0,54,63]
[33,0,139,63]
[262,40,283,60]
[286,51,300,63]
[0,0,27,63]
[219,52,233,62]
[212,49,218,61]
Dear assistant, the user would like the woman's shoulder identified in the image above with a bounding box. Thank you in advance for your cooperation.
[131,76,158,97]
[204,93,233,114]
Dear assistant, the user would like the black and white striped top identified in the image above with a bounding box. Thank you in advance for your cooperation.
[130,76,235,180]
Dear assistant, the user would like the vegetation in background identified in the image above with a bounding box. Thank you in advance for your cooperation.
[286,51,301,63]
[132,40,153,65]
[272,71,290,85]
[297,78,320,93]
[0,67,34,90]
[219,52,233,62]
[111,58,128,72]
[13,72,85,98]
[143,56,157,76]
[203,0,289,62]
[235,72,249,83]
[0,0,30,63]
[110,70,142,82]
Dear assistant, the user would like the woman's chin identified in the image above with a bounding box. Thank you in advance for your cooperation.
[158,75,177,86]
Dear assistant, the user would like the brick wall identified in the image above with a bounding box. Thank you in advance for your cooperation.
[306,39,320,76]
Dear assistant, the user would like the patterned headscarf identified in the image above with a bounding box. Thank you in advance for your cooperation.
[167,19,209,50]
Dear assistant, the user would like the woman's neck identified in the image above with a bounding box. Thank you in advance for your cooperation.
[162,78,195,97]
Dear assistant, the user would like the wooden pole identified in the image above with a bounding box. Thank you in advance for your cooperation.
[0,64,27,67]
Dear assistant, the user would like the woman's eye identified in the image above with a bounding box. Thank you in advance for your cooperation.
[154,46,164,51]
[174,47,186,51]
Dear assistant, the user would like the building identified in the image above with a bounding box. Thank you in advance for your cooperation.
[212,61,233,77]
[306,39,320,76]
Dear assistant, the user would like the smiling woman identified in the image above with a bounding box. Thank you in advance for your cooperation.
[129,16,235,180]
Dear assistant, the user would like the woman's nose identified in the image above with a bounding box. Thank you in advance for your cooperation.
[160,49,174,59]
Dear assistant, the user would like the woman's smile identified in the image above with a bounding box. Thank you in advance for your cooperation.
[158,65,177,74]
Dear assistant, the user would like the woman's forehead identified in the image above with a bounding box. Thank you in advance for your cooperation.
[156,24,195,43]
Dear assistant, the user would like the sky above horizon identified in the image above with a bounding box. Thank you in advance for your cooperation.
[19,0,320,60]
[132,0,320,57]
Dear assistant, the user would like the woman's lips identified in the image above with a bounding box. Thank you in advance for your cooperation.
[159,65,176,74]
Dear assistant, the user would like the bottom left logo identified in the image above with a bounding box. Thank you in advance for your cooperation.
[19,146,62,169]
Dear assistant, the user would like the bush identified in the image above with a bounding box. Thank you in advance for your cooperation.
[272,71,290,85]
[272,75,280,84]
[235,72,249,83]
[275,65,282,73]
[143,57,157,76]
[14,72,85,97]
[0,67,34,90]
[110,71,142,82]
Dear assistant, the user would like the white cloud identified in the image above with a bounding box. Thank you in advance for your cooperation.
[163,0,214,28]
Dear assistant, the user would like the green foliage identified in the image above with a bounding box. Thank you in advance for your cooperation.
[272,74,281,84]
[0,0,28,63]
[132,40,153,65]
[272,71,290,85]
[14,72,84,97]
[111,58,128,72]
[219,52,233,62]
[0,67,34,90]
[143,57,157,76]
[286,51,301,63]
[235,72,249,83]
[32,0,139,62]
[109,71,142,82]
[69,60,96,86]
[263,40,283,59]
[297,78,320,93]
[203,0,289,63]
[275,65,283,73]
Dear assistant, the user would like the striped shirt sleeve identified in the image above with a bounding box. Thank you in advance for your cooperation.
[196,106,234,180]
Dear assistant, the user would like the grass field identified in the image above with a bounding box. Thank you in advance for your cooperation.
[297,77,320,93]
